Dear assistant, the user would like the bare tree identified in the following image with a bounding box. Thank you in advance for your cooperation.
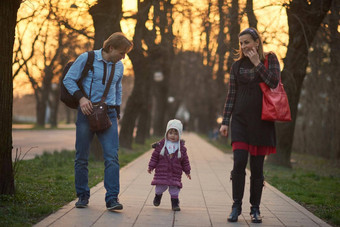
[120,0,177,147]
[328,0,340,159]
[19,18,64,127]
[267,0,332,167]
[0,0,21,195]
[13,0,94,128]
[245,0,257,28]
[216,0,228,109]
[120,0,153,148]
[150,0,175,136]
[89,0,122,49]
[293,1,340,160]
[226,0,240,75]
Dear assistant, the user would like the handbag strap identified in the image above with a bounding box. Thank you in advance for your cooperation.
[264,54,268,69]
[100,63,116,103]
[264,53,281,84]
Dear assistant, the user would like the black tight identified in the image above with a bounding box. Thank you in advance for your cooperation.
[233,149,265,179]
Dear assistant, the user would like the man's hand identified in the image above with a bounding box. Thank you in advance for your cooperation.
[219,125,229,138]
[79,97,93,115]
[147,169,152,174]
[186,174,191,180]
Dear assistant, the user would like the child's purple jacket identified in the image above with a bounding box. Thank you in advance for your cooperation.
[148,139,191,188]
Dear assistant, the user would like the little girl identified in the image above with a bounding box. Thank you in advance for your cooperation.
[148,119,191,211]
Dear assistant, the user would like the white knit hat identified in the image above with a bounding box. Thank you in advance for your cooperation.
[160,119,183,158]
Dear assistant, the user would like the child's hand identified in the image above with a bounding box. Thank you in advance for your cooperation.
[147,169,152,174]
[186,174,191,180]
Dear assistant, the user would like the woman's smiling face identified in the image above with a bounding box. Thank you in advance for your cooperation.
[239,34,259,56]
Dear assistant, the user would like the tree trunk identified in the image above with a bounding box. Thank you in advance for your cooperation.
[246,0,257,29]
[216,0,228,116]
[0,0,21,195]
[329,0,340,159]
[135,74,152,144]
[120,54,151,148]
[226,0,240,74]
[50,83,59,128]
[89,0,122,49]
[119,0,153,148]
[267,0,332,167]
[151,0,174,136]
[36,93,47,127]
[135,104,151,144]
[89,0,122,156]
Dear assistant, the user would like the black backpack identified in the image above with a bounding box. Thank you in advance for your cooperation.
[60,51,94,109]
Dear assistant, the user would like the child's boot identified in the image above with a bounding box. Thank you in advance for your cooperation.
[153,194,162,206]
[171,198,180,211]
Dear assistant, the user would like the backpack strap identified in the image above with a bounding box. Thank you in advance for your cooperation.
[77,51,95,99]
[99,63,116,103]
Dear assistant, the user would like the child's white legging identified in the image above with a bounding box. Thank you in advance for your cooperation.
[155,185,180,198]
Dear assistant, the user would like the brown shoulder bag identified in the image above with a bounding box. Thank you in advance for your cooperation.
[87,64,115,132]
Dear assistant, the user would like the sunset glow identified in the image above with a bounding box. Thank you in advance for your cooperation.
[14,0,289,97]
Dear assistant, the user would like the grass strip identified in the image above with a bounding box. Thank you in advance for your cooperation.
[0,136,160,226]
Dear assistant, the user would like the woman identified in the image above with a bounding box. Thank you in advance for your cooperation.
[219,27,280,223]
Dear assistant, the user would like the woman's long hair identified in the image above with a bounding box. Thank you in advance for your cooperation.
[235,27,265,61]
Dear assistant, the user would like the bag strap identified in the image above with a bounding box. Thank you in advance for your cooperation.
[99,63,116,103]
[77,51,95,99]
[264,53,282,86]
[264,54,268,69]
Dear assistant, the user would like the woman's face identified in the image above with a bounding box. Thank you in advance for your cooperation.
[239,34,259,56]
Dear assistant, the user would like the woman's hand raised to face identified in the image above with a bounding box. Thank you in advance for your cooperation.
[244,47,261,66]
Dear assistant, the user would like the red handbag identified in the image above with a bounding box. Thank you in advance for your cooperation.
[259,55,291,122]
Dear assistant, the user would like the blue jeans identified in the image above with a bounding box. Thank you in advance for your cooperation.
[75,108,120,203]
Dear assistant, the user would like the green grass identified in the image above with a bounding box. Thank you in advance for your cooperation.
[201,134,340,227]
[264,155,340,227]
[0,136,160,226]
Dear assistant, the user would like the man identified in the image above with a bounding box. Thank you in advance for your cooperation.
[63,32,133,211]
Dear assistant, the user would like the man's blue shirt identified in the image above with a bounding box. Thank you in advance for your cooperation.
[63,49,124,106]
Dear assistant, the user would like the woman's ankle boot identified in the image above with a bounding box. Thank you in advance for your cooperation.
[250,177,264,223]
[250,207,262,223]
[227,204,242,222]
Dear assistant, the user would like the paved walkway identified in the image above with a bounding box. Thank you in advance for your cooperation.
[12,128,76,160]
[34,133,330,227]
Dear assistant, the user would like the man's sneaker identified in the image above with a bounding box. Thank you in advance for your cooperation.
[75,197,89,208]
[106,198,123,211]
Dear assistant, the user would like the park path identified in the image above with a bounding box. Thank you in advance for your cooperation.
[33,132,330,227]
[12,127,75,160]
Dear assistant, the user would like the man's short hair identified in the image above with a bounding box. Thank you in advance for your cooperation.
[103,32,133,53]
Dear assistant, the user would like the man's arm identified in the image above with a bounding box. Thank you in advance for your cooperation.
[63,52,88,100]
